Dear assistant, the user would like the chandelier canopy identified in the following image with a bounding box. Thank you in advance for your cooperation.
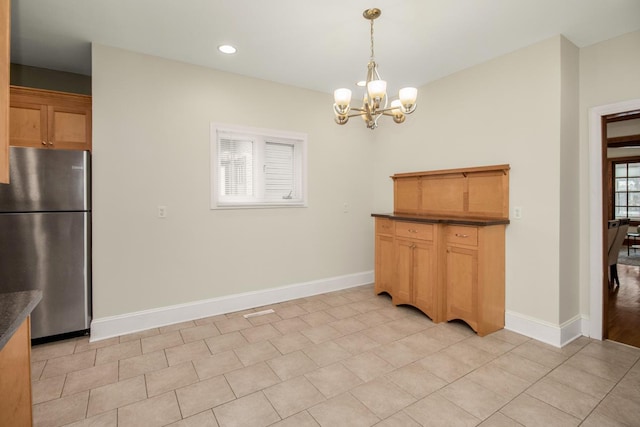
[333,8,417,130]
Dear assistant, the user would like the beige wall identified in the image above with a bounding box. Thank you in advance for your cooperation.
[91,44,373,318]
[373,36,565,324]
[559,36,580,324]
[608,118,640,138]
[579,30,640,315]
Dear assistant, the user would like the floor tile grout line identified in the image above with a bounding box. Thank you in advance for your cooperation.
[172,389,184,421]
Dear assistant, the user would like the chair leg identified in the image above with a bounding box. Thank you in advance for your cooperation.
[610,264,620,288]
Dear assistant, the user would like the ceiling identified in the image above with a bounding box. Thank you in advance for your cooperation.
[10,0,640,96]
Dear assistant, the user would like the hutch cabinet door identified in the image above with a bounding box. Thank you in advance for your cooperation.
[445,245,478,330]
[393,237,414,305]
[412,239,438,321]
[375,233,394,295]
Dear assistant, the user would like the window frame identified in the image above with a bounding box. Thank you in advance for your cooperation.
[210,123,308,209]
[612,158,640,221]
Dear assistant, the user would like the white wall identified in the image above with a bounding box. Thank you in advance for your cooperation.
[91,45,374,319]
[373,36,565,329]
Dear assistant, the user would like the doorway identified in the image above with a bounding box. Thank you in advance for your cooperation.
[602,111,640,347]
[588,99,640,342]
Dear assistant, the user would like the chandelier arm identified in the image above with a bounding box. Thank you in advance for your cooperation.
[377,106,417,115]
[377,108,401,115]
[339,108,373,119]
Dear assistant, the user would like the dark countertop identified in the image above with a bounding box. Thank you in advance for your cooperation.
[0,290,42,351]
[372,213,510,226]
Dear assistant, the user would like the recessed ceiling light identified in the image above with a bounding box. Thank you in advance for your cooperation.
[218,45,237,54]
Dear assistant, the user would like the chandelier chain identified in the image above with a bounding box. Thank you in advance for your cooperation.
[370,18,375,60]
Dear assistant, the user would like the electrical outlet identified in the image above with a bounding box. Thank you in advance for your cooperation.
[158,205,167,218]
[343,203,349,213]
[513,206,522,219]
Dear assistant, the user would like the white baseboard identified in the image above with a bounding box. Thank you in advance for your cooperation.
[505,310,587,348]
[90,270,374,342]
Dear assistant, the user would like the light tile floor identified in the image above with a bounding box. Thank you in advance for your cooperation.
[30,284,640,427]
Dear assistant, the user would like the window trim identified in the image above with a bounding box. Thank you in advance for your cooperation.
[612,157,640,221]
[210,123,308,209]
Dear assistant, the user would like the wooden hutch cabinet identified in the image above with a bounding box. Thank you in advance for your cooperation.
[9,86,92,151]
[372,164,509,336]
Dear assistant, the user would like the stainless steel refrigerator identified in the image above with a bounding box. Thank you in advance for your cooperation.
[0,147,91,340]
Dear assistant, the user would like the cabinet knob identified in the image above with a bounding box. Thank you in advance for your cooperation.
[48,141,54,146]
[455,233,469,238]
[41,141,47,146]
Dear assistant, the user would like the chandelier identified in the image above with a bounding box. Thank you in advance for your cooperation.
[333,8,417,130]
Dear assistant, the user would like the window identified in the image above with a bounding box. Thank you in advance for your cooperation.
[613,161,640,220]
[211,123,307,209]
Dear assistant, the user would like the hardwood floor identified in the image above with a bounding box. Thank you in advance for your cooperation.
[608,263,640,348]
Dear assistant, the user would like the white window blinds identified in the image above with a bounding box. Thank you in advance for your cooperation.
[219,136,254,198]
[265,142,295,201]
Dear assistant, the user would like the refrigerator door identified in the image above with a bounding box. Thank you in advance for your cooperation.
[0,147,90,212]
[0,211,91,339]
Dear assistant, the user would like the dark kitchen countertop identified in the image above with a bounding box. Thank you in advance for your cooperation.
[0,290,42,351]
[371,213,510,226]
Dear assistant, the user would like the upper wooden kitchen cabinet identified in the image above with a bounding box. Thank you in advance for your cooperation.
[0,0,10,183]
[9,86,92,151]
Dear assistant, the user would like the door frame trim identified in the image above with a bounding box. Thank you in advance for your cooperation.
[589,98,640,340]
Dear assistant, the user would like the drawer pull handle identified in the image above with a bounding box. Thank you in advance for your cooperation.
[455,233,469,238]
[408,229,418,233]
